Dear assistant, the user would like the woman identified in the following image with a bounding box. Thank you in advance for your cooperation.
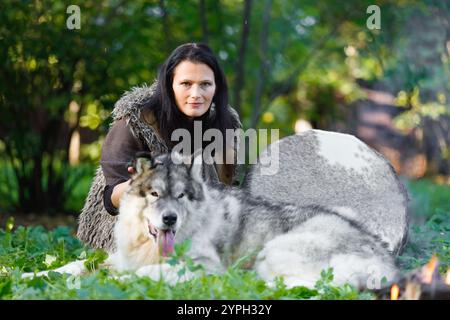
[77,43,242,251]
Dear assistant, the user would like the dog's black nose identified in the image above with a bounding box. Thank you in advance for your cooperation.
[162,212,177,226]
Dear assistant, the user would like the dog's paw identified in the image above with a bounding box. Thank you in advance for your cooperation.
[21,270,50,279]
[135,263,195,284]
[135,264,168,280]
[21,272,34,279]
[20,261,87,279]
[111,274,132,281]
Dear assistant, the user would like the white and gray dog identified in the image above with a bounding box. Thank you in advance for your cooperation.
[123,150,399,289]
[23,144,400,289]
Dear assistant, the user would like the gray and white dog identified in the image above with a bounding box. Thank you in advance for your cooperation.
[133,150,399,289]
[22,130,404,289]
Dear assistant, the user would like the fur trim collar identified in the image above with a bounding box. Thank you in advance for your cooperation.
[110,81,168,155]
[111,81,158,123]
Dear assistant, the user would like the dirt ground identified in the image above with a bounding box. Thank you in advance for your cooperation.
[0,213,78,231]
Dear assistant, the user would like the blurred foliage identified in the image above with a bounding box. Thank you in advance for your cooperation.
[394,87,450,131]
[0,159,96,214]
[363,1,450,173]
[0,0,449,213]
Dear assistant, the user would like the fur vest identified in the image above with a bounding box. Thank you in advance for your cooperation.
[77,82,242,251]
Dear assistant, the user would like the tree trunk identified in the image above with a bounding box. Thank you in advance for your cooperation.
[159,0,172,52]
[250,0,272,128]
[65,101,84,164]
[232,0,252,116]
[199,0,209,44]
[212,0,224,37]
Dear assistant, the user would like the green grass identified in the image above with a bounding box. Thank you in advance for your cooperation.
[0,178,448,300]
[0,224,372,300]
[397,179,450,274]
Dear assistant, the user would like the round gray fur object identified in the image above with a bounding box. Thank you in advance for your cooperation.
[243,129,409,255]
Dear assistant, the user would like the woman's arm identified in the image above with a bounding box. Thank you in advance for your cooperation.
[110,167,134,208]
[111,180,130,208]
[101,118,148,214]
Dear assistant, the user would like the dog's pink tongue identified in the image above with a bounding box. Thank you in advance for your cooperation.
[160,230,175,257]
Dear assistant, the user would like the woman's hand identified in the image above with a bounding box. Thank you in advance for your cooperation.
[111,166,136,208]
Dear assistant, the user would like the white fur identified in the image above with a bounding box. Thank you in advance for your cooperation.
[112,192,161,271]
[315,130,378,175]
[255,215,398,288]
[332,206,358,220]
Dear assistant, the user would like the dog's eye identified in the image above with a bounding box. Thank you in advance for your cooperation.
[177,193,185,199]
[150,191,159,197]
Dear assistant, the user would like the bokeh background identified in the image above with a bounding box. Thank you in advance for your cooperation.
[0,0,449,230]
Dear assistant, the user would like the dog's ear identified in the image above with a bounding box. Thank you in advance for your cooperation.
[189,152,203,183]
[169,151,185,165]
[132,151,153,175]
[202,152,219,184]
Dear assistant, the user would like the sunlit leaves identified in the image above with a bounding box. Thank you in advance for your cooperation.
[394,87,450,131]
[80,102,108,130]
[5,217,15,233]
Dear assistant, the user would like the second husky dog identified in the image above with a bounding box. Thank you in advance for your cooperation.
[126,151,399,289]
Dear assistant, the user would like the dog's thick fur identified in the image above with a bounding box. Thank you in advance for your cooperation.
[96,151,398,288]
[22,154,188,282]
[24,147,400,289]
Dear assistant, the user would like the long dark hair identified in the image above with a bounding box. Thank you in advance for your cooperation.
[147,43,236,154]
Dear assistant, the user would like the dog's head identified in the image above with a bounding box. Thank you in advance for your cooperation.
[127,151,210,257]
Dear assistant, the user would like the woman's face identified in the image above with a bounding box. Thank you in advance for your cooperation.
[172,60,216,119]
